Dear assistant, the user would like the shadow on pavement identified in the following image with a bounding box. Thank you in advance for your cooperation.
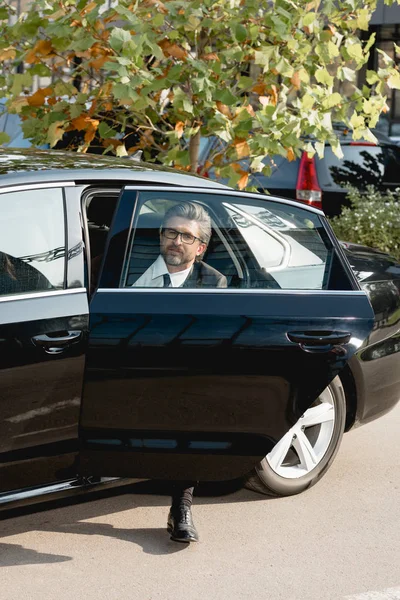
[0,478,274,564]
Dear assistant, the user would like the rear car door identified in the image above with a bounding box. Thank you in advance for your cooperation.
[0,183,89,493]
[79,187,374,482]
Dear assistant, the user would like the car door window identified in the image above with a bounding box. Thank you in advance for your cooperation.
[0,187,65,296]
[118,191,348,291]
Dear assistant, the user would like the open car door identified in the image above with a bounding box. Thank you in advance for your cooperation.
[78,187,374,481]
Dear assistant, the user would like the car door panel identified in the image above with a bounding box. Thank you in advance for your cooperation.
[0,185,89,493]
[79,186,374,481]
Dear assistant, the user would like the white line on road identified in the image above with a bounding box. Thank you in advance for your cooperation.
[344,587,400,599]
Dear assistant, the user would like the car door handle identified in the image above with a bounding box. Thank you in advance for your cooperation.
[32,330,82,354]
[287,330,351,352]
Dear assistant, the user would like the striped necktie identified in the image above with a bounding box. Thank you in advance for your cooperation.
[163,273,172,287]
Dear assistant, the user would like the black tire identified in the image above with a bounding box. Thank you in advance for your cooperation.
[245,376,347,497]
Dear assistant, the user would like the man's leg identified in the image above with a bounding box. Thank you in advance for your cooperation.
[167,483,199,543]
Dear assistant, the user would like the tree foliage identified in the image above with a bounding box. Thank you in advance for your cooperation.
[1,0,400,187]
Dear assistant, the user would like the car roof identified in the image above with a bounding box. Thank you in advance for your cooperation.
[0,148,228,189]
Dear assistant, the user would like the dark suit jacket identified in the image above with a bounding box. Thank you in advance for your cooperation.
[181,261,227,288]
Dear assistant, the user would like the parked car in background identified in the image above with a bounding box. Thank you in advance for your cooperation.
[201,129,400,217]
[0,147,399,511]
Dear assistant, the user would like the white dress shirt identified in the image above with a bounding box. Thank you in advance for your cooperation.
[132,255,192,287]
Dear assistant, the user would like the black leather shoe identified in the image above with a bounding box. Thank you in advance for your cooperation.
[167,506,199,543]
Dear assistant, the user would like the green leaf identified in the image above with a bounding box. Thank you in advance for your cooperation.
[388,69,400,90]
[116,144,128,157]
[327,41,340,59]
[301,94,315,110]
[322,92,342,109]
[315,69,333,87]
[303,13,316,26]
[47,121,66,148]
[356,9,370,30]
[234,24,247,43]
[70,104,84,119]
[346,42,364,63]
[350,112,365,129]
[0,132,11,145]
[11,72,33,95]
[366,70,380,85]
[109,28,132,53]
[215,89,237,106]
[153,13,164,27]
[70,35,96,52]
[254,46,275,68]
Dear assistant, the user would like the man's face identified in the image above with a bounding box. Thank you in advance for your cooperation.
[160,217,207,270]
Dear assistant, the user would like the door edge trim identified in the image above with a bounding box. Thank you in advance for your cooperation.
[0,287,87,303]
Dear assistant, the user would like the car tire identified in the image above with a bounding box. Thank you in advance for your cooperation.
[245,376,347,497]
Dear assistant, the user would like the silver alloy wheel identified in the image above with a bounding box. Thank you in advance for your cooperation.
[266,387,336,479]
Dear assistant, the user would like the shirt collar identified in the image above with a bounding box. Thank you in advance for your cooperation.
[151,255,169,280]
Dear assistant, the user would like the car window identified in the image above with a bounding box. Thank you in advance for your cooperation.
[0,187,65,296]
[317,144,400,188]
[119,191,345,291]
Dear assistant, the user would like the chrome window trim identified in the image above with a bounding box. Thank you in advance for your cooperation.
[0,287,86,303]
[97,287,367,296]
[122,185,325,215]
[0,181,75,195]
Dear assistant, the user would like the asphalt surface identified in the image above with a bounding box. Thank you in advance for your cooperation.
[1,403,399,600]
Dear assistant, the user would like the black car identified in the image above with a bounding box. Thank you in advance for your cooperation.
[200,130,400,217]
[0,147,399,511]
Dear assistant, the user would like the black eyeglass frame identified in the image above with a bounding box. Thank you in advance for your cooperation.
[160,227,206,245]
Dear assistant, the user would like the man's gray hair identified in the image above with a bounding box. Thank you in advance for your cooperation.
[162,201,212,245]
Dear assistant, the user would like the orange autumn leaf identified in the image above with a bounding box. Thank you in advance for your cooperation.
[84,120,100,144]
[237,171,249,190]
[88,100,98,117]
[252,82,267,95]
[100,82,113,97]
[25,40,56,64]
[89,53,112,70]
[102,138,120,150]
[175,121,185,138]
[235,139,250,159]
[142,0,168,13]
[268,85,278,106]
[0,47,16,61]
[27,87,52,107]
[291,72,301,90]
[158,39,187,61]
[216,101,231,117]
[286,147,296,162]
[71,115,91,131]
[80,1,97,16]
[201,52,220,61]
[231,162,243,173]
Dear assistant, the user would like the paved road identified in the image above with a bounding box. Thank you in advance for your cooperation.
[1,404,399,600]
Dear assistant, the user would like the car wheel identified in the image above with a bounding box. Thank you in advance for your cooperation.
[245,376,346,497]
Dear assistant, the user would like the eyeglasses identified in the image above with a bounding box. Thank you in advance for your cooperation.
[162,228,205,245]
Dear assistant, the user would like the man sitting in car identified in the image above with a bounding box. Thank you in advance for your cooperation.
[133,201,227,289]
[133,201,227,543]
